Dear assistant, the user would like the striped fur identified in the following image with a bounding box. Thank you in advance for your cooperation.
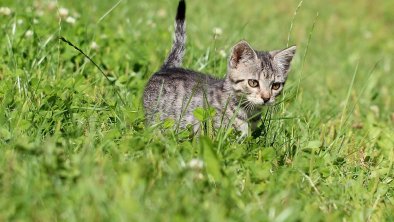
[143,1,296,136]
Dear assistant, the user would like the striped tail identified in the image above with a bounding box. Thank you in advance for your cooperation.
[161,0,186,69]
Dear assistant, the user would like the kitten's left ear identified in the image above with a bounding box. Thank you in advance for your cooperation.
[229,40,258,69]
[270,46,296,74]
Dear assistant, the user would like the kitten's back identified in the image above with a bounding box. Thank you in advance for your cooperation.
[143,68,223,126]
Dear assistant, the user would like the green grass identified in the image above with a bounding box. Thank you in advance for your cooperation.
[1,0,393,221]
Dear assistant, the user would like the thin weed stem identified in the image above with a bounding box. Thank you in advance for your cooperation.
[59,36,126,106]
[295,12,319,100]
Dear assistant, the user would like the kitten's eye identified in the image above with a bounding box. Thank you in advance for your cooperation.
[248,79,259,88]
[272,83,282,90]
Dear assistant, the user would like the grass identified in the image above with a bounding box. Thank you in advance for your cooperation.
[0,0,393,221]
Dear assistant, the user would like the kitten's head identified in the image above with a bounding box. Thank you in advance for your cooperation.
[226,40,296,107]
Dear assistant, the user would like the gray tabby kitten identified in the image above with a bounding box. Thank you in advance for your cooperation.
[143,0,296,136]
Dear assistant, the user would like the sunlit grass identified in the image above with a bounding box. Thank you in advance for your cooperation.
[0,0,393,221]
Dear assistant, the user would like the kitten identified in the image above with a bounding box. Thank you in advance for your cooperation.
[143,0,296,136]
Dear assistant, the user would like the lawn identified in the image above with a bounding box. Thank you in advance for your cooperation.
[0,0,393,221]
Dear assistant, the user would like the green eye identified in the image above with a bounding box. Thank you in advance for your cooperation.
[272,83,281,90]
[248,79,259,88]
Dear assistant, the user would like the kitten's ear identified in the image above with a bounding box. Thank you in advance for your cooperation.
[270,46,296,74]
[229,40,257,69]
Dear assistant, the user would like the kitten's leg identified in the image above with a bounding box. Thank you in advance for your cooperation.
[193,123,200,135]
[234,119,249,139]
[250,120,259,132]
[250,113,261,132]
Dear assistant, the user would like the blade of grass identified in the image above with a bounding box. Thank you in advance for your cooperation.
[59,36,126,106]
[97,0,124,24]
[295,12,319,100]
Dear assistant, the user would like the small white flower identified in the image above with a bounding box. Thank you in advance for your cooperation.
[383,58,391,72]
[72,12,80,19]
[90,41,99,50]
[47,1,57,10]
[147,19,156,28]
[33,18,39,24]
[58,7,69,17]
[370,105,380,117]
[213,27,223,36]
[195,173,204,180]
[219,49,227,58]
[17,19,23,25]
[157,9,166,18]
[363,31,372,39]
[188,158,204,170]
[36,10,44,17]
[0,7,12,16]
[65,16,76,24]
[25,30,33,38]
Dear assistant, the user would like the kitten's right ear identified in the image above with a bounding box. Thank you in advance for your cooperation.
[270,45,296,74]
[229,40,257,69]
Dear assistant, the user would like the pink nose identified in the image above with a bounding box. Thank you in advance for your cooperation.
[262,96,270,103]
[261,93,270,102]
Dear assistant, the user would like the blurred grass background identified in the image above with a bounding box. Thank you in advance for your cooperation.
[0,0,393,221]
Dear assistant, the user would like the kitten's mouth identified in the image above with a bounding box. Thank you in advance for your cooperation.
[249,97,267,106]
[250,99,274,107]
[239,95,274,109]
[263,100,274,106]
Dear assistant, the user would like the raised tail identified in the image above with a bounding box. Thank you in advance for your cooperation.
[161,0,186,69]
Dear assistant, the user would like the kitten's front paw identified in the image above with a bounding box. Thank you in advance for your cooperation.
[236,131,248,143]
[235,122,249,142]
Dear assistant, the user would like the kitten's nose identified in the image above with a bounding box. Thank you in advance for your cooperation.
[261,93,271,103]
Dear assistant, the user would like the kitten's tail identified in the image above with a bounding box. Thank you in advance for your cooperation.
[161,0,186,69]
